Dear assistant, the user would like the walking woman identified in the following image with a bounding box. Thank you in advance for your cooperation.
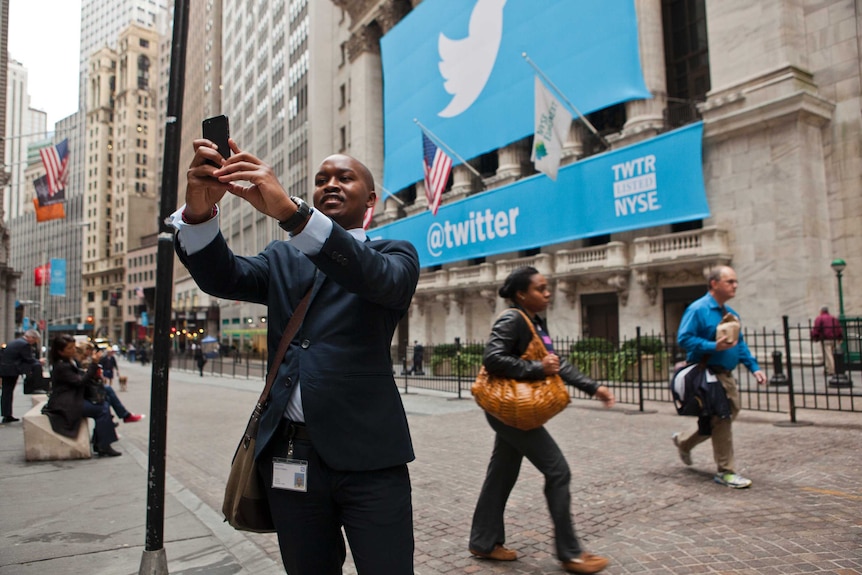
[468,266,615,574]
[42,334,122,457]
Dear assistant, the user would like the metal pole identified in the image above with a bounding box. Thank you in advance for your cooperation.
[521,52,611,149]
[413,118,484,180]
[636,327,644,412]
[836,270,845,320]
[139,0,189,572]
[782,315,798,424]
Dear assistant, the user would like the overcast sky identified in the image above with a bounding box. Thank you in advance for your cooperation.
[8,0,83,128]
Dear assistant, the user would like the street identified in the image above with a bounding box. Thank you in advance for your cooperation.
[1,356,860,574]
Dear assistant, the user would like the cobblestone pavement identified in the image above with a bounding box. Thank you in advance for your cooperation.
[73,361,862,574]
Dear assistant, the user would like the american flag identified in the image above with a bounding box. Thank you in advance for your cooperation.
[38,139,70,195]
[422,131,452,215]
[362,204,374,230]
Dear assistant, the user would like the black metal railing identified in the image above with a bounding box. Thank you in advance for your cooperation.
[162,316,861,419]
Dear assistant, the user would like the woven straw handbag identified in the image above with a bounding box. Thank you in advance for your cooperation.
[472,309,571,430]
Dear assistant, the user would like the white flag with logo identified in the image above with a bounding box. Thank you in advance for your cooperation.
[531,76,573,180]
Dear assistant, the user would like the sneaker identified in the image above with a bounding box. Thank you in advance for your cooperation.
[123,413,145,423]
[672,432,692,466]
[469,544,518,561]
[562,552,609,573]
[714,472,752,489]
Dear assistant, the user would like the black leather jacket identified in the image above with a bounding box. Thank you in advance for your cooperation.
[483,307,600,396]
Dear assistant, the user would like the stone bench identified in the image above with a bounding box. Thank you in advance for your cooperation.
[22,401,91,461]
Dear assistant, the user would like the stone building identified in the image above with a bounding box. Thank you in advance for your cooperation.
[332,0,860,348]
[82,24,160,342]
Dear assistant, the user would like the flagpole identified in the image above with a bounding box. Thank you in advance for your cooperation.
[522,52,610,150]
[379,186,405,207]
[413,118,483,180]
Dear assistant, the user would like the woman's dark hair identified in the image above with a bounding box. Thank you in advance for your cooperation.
[499,266,540,300]
[50,334,76,365]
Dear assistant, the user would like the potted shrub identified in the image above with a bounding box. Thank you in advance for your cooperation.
[430,343,484,376]
[569,337,615,380]
[617,336,669,381]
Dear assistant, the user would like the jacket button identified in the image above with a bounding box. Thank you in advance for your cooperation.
[301,339,310,349]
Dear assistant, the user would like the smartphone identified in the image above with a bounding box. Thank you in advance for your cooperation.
[202,115,231,166]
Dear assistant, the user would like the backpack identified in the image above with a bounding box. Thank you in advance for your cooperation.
[670,363,717,416]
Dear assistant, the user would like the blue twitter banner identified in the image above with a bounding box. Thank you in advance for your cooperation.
[370,123,710,268]
[381,0,650,194]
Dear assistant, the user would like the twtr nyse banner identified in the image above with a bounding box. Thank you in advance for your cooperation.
[370,123,709,268]
[381,0,650,194]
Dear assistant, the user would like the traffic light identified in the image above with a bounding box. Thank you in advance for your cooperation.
[15,303,23,324]
[86,315,94,325]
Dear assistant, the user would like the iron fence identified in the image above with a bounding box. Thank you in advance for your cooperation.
[163,316,860,420]
[393,316,861,419]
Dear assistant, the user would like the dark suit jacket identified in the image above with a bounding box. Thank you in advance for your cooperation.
[177,223,420,471]
[0,337,41,378]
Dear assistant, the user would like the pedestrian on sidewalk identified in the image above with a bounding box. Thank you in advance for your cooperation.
[98,348,119,386]
[0,329,45,423]
[79,342,144,424]
[172,140,420,575]
[194,345,207,377]
[468,266,615,574]
[810,305,843,375]
[674,265,767,489]
[42,334,122,457]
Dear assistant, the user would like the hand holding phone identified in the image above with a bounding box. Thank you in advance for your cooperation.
[202,115,231,167]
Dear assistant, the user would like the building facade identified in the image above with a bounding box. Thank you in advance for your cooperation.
[330,0,860,351]
[4,59,47,222]
[82,24,160,343]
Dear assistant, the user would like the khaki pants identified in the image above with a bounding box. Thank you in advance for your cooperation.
[678,370,741,473]
[822,340,836,375]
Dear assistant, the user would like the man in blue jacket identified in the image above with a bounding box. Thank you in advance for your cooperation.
[674,266,766,488]
[172,138,419,574]
[0,329,45,422]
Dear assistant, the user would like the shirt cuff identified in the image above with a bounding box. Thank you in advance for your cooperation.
[286,208,331,256]
[170,204,220,255]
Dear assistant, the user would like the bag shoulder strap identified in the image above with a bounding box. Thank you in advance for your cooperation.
[255,286,314,407]
[499,307,547,360]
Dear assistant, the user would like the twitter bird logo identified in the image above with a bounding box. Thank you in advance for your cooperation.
[437,0,507,118]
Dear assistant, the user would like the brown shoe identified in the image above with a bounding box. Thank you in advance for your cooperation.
[469,544,518,561]
[562,552,609,573]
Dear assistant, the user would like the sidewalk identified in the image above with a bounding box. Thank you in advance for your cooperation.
[1,359,861,574]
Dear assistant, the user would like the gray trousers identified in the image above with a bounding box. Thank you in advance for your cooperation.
[469,412,582,561]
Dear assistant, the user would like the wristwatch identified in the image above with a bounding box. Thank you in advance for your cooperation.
[278,196,312,233]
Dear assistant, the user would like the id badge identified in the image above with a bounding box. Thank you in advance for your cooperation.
[272,458,308,492]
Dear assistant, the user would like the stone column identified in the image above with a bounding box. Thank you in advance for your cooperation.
[621,0,667,144]
[561,120,585,165]
[494,141,530,187]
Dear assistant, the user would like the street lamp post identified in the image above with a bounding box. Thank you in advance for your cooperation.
[831,258,846,320]
[829,258,851,388]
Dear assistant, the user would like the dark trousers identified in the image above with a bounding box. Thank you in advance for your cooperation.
[83,400,117,448]
[1,375,19,418]
[257,421,414,574]
[469,412,582,561]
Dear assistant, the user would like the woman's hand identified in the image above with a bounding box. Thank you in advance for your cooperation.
[594,385,615,408]
[541,353,560,376]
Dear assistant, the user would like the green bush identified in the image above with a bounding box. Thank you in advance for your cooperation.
[619,336,667,355]
[570,337,616,354]
[429,343,484,375]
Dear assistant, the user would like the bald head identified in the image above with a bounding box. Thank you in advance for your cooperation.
[313,154,377,229]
